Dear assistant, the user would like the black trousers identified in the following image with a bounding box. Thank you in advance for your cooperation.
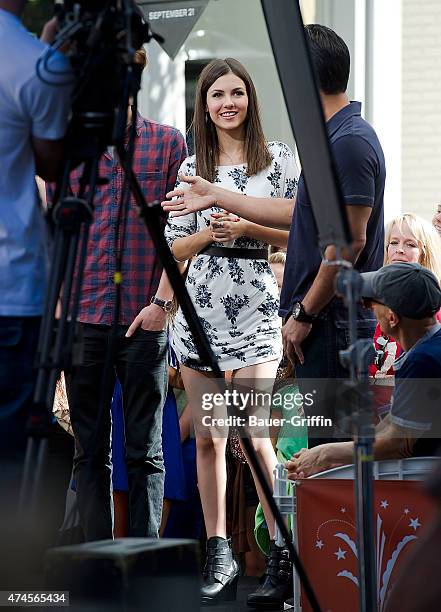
[66,323,168,541]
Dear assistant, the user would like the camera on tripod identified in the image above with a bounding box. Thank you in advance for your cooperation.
[34,0,158,413]
[51,0,156,160]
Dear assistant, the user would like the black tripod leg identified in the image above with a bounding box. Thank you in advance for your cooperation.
[49,158,99,406]
[30,438,49,515]
[345,292,378,612]
[22,222,73,520]
[355,437,377,612]
[120,159,322,612]
[18,437,36,518]
[34,229,71,406]
[66,157,99,347]
[47,230,82,407]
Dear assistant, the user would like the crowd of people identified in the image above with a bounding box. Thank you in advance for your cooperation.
[2,2,441,610]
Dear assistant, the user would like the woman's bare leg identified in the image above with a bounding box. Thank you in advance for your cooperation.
[113,491,128,538]
[160,498,172,536]
[180,365,228,539]
[233,360,279,540]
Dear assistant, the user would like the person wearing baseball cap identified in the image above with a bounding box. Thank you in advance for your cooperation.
[361,262,441,320]
[286,262,441,479]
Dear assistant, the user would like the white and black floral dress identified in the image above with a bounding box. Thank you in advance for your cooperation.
[165,141,299,371]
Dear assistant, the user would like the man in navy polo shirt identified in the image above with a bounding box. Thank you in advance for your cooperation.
[278,25,385,442]
[163,25,386,443]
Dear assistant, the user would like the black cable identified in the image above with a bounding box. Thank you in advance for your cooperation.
[79,6,144,514]
[36,24,81,87]
[63,157,98,368]
[86,64,138,462]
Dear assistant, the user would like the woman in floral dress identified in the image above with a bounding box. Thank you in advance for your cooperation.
[165,58,299,605]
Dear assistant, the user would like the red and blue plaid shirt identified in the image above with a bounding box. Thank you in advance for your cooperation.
[62,113,187,326]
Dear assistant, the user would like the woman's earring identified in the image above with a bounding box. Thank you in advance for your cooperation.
[205,112,208,124]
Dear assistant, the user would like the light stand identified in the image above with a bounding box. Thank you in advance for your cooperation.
[261,0,378,609]
[337,266,377,611]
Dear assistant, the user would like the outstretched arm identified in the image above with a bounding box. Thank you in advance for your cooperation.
[162,175,294,230]
[285,415,417,479]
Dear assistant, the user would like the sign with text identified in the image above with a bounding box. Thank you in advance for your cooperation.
[137,1,210,59]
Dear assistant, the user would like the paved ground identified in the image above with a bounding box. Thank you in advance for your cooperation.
[201,577,256,612]
[200,577,287,612]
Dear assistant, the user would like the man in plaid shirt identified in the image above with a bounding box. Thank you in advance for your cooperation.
[63,49,187,540]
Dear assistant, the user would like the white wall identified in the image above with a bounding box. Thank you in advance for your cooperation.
[402,0,441,221]
[138,41,187,135]
[370,0,402,222]
[316,0,357,98]
[314,0,401,222]
[138,0,297,150]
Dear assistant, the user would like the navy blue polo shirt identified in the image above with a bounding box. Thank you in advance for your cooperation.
[279,101,386,318]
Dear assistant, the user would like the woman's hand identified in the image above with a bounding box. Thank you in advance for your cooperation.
[210,212,247,243]
[162,175,216,217]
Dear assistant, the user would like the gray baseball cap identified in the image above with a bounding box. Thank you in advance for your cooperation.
[361,262,441,319]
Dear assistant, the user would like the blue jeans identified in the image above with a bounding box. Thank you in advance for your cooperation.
[0,316,41,456]
[66,323,168,541]
[294,300,376,445]
[0,316,73,590]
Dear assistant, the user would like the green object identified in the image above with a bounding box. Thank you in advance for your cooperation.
[173,388,188,417]
[254,383,308,555]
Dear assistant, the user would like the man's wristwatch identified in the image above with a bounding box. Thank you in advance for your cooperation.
[151,295,174,313]
[291,301,317,324]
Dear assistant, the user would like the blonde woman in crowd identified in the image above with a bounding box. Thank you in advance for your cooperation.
[370,213,441,412]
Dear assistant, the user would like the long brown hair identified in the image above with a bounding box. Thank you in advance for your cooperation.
[192,58,272,183]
